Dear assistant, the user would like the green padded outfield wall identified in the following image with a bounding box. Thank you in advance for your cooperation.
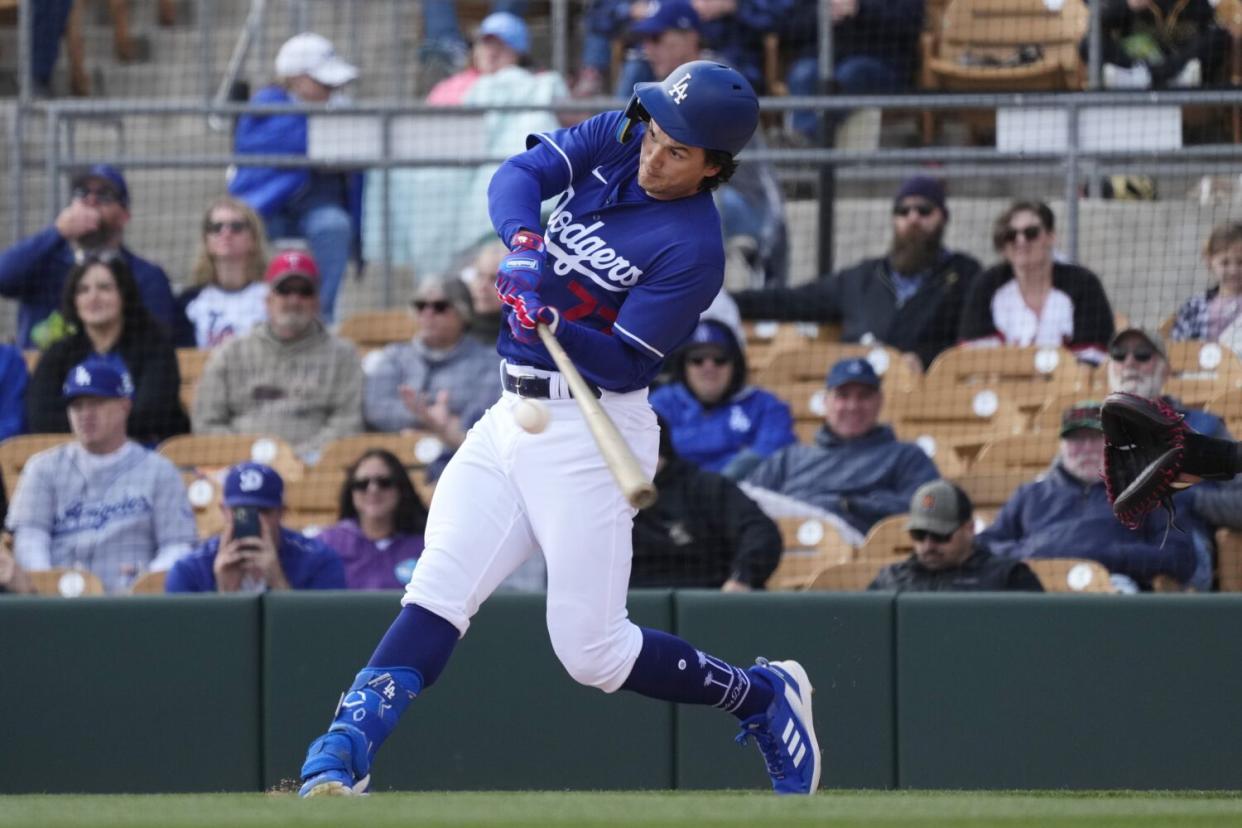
[674,592,896,790]
[896,594,1242,789]
[262,590,676,791]
[0,595,262,793]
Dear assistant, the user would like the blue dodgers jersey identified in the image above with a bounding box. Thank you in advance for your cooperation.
[491,111,725,392]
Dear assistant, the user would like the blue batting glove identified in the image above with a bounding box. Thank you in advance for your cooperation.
[505,293,559,343]
[496,230,546,303]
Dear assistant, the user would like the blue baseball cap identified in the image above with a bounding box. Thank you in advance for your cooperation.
[63,358,134,401]
[70,164,129,207]
[826,357,881,390]
[477,12,529,55]
[223,462,285,509]
[631,0,701,36]
[686,319,735,351]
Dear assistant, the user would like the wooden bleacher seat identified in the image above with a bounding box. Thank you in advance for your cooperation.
[157,433,303,482]
[0,434,73,499]
[317,431,444,473]
[129,570,167,594]
[1025,558,1117,593]
[806,560,887,592]
[27,567,106,597]
[753,340,917,393]
[768,516,855,590]
[972,433,1060,474]
[176,348,212,412]
[951,469,1031,512]
[924,345,1087,423]
[858,514,915,561]
[338,309,416,352]
[887,385,1026,474]
[1162,341,1242,410]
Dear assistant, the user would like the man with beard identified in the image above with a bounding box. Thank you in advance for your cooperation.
[0,165,177,349]
[192,250,363,463]
[731,176,980,369]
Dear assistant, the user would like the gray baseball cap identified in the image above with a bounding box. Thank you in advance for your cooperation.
[907,479,973,536]
[1108,326,1167,360]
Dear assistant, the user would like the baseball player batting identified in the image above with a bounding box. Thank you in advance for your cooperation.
[298,60,820,797]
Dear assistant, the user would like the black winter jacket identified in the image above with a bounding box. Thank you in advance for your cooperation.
[868,544,1044,592]
[732,249,981,368]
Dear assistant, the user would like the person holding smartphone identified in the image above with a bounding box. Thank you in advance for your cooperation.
[165,462,345,593]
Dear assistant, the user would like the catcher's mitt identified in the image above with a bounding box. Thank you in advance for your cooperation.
[1101,392,1242,528]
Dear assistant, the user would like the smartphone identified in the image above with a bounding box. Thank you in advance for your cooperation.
[231,506,261,540]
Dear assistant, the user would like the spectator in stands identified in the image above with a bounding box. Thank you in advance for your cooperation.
[744,357,939,536]
[958,201,1114,362]
[733,176,981,370]
[6,358,197,594]
[1107,326,1238,590]
[192,250,363,463]
[632,417,782,589]
[30,0,74,97]
[979,401,1198,590]
[166,462,345,592]
[0,345,29,442]
[363,277,500,457]
[782,0,925,141]
[174,196,269,349]
[0,536,34,594]
[317,449,428,590]
[228,33,362,324]
[868,479,1044,592]
[623,1,788,287]
[651,319,795,480]
[1171,221,1242,354]
[1089,0,1229,89]
[418,1,529,86]
[0,164,177,349]
[26,256,188,445]
[461,241,508,344]
[365,12,569,277]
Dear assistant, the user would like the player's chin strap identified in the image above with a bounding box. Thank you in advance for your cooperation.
[615,94,650,145]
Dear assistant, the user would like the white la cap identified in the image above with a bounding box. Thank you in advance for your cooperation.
[274,32,359,87]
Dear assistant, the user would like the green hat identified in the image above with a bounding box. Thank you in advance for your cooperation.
[1060,400,1103,437]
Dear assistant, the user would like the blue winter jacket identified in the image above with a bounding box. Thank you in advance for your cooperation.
[651,383,796,478]
[0,344,27,440]
[165,527,346,592]
[0,226,177,348]
[744,423,939,535]
[228,85,364,261]
[978,462,1199,587]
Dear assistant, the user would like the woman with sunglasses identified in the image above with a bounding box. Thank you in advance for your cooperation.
[174,196,270,349]
[26,256,188,444]
[958,201,1114,363]
[318,450,429,590]
[650,319,795,480]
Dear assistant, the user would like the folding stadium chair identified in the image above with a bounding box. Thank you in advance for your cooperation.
[1206,388,1242,439]
[157,433,303,482]
[951,469,1032,512]
[283,471,344,532]
[1034,390,1105,434]
[925,345,1087,424]
[768,516,855,590]
[129,570,167,594]
[182,472,225,539]
[755,341,917,394]
[317,431,445,474]
[1162,341,1242,410]
[805,560,887,592]
[337,309,417,353]
[0,434,73,500]
[176,348,212,412]
[887,385,1025,475]
[1024,558,1117,593]
[27,567,106,597]
[858,514,915,561]
[972,433,1060,474]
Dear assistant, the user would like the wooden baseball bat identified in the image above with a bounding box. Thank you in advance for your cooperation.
[536,323,658,509]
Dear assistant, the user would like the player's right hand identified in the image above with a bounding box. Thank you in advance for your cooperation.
[54,201,101,241]
[496,230,546,302]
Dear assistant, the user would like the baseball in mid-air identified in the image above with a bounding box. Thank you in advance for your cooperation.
[513,398,550,434]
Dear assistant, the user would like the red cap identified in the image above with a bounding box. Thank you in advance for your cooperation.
[264,250,320,288]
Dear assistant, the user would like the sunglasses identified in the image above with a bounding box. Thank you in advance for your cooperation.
[909,528,954,544]
[72,186,120,205]
[412,299,451,314]
[207,220,250,235]
[1109,347,1155,364]
[687,354,730,367]
[1002,225,1044,245]
[893,203,936,218]
[351,475,395,493]
[273,281,316,298]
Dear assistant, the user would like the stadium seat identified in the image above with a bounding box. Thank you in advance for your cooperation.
[1161,341,1242,410]
[337,309,416,352]
[972,433,1060,473]
[175,348,212,411]
[157,433,303,482]
[887,385,1026,474]
[182,472,225,539]
[1033,390,1105,434]
[924,345,1087,423]
[951,469,1031,511]
[317,431,444,473]
[0,434,73,500]
[283,471,344,532]
[858,514,914,561]
[805,560,886,592]
[1206,388,1242,438]
[1024,558,1117,593]
[754,340,917,393]
[1216,528,1242,592]
[769,516,855,590]
[130,570,168,594]
[27,567,106,597]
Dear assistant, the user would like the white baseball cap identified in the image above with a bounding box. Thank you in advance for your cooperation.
[274,33,359,87]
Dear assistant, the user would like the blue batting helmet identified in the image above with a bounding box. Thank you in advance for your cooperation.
[616,60,759,157]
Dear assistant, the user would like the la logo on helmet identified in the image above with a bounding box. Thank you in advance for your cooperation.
[668,72,691,104]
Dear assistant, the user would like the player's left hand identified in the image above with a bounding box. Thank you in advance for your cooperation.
[505,294,559,343]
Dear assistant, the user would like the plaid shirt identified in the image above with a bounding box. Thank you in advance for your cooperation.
[1170,286,1217,341]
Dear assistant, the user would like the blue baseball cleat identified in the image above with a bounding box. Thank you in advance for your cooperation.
[735,658,821,795]
[299,726,371,798]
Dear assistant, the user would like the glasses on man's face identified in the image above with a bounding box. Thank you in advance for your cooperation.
[351,475,395,493]
[273,281,315,298]
[893,202,936,218]
[1002,225,1044,245]
[73,186,120,205]
[412,299,451,314]
[687,354,730,367]
[207,220,250,236]
[909,528,954,544]
[1109,347,1155,364]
